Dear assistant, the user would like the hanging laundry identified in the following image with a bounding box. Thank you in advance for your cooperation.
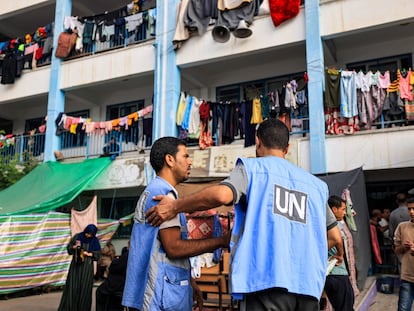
[188,97,201,139]
[398,68,413,101]
[340,70,358,118]
[325,68,341,108]
[70,196,98,237]
[250,97,263,124]
[176,91,188,126]
[268,0,301,27]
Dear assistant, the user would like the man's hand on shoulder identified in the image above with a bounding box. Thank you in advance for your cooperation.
[145,194,178,226]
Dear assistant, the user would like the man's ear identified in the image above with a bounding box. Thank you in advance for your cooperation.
[284,143,290,155]
[165,154,175,168]
[255,136,261,148]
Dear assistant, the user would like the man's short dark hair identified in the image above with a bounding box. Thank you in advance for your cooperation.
[150,137,186,173]
[328,195,345,209]
[396,192,407,205]
[256,119,289,150]
[406,195,414,205]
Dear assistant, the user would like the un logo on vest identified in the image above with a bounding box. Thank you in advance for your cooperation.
[273,185,307,223]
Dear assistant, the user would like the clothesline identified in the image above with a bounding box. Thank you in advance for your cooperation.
[54,105,153,136]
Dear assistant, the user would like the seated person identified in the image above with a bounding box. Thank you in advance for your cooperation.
[98,240,116,280]
[96,246,128,311]
[102,137,120,156]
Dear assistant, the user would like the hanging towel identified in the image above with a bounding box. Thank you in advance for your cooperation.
[71,195,98,237]
[342,188,357,231]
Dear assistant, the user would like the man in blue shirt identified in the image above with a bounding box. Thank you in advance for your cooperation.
[146,119,330,311]
[122,137,230,311]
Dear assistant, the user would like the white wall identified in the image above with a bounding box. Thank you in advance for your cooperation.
[0,66,50,103]
[0,0,52,15]
[320,0,414,38]
[296,127,414,173]
[60,42,155,90]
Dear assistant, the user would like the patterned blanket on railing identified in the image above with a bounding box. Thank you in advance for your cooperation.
[0,211,128,295]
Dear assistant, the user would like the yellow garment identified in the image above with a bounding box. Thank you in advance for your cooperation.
[410,71,414,86]
[387,78,399,93]
[129,111,139,122]
[70,123,78,134]
[327,68,340,75]
[112,118,120,127]
[132,0,139,14]
[176,92,187,126]
[250,97,263,124]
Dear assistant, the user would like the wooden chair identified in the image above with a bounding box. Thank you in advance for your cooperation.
[195,251,237,311]
[221,251,239,311]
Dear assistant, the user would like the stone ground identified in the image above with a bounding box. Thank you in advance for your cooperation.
[0,275,410,311]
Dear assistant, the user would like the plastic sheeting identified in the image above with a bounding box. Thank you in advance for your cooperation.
[0,157,111,216]
[320,167,371,292]
[0,211,121,294]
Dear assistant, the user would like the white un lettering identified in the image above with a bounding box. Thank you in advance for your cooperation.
[273,185,307,223]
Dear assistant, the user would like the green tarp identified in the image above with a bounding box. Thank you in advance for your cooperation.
[0,157,111,215]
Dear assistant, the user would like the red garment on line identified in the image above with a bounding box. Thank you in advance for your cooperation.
[268,0,301,27]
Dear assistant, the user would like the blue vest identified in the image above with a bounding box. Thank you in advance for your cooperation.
[230,157,328,300]
[122,177,192,310]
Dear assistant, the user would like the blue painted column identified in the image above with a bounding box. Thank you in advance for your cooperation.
[305,0,327,174]
[43,0,72,162]
[153,0,181,141]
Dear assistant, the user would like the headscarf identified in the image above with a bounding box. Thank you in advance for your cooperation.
[76,224,101,252]
[84,224,98,235]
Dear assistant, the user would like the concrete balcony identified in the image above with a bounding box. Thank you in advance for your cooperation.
[294,126,414,173]
[0,0,52,16]
[176,0,414,68]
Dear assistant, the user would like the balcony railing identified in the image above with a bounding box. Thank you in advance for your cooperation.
[0,124,152,165]
[0,112,409,166]
[64,20,154,61]
[58,127,149,159]
[23,11,155,69]
[0,133,45,164]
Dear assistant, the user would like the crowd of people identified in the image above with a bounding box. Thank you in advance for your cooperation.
[370,192,414,311]
[57,118,414,311]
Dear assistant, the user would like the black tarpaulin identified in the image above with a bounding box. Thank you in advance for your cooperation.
[320,167,371,291]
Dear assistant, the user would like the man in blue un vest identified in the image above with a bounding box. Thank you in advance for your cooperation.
[147,119,331,311]
[122,137,230,311]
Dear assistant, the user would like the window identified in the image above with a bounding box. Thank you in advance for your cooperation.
[216,72,309,135]
[0,118,13,134]
[107,100,144,120]
[347,54,413,128]
[216,85,240,103]
[347,53,412,73]
[106,100,149,147]
[60,109,90,149]
[243,81,264,100]
[69,109,90,119]
[25,117,45,133]
[100,197,138,238]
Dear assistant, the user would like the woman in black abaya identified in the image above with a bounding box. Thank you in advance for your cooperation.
[58,224,101,311]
